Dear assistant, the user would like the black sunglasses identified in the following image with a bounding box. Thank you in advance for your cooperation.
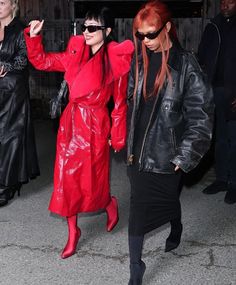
[81,24,106,33]
[135,23,167,41]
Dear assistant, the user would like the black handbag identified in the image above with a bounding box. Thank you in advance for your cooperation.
[49,79,69,119]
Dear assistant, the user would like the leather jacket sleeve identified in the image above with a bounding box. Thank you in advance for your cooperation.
[0,31,27,72]
[170,54,214,172]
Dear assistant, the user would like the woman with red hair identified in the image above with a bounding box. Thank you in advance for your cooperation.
[127,1,213,283]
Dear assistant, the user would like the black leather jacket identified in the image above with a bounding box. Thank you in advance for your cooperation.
[127,45,214,174]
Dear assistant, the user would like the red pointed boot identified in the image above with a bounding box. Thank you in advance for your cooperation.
[106,196,119,232]
[61,215,81,259]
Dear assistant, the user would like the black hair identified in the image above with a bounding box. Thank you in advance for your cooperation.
[84,7,115,85]
[85,7,115,42]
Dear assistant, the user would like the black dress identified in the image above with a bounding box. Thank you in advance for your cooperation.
[128,50,182,236]
[0,18,40,187]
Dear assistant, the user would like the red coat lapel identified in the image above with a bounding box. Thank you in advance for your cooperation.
[68,40,134,100]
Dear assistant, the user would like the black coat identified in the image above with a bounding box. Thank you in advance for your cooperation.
[198,14,236,120]
[0,18,39,186]
[127,45,214,174]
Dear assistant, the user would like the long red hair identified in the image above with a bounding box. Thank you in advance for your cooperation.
[133,0,178,99]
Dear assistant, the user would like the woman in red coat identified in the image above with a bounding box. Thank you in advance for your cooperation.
[24,7,134,259]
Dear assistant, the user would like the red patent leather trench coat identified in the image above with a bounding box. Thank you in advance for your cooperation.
[24,30,134,217]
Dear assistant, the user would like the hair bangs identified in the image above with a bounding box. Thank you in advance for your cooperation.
[85,12,102,24]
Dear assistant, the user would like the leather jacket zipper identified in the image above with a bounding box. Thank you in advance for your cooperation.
[138,91,162,166]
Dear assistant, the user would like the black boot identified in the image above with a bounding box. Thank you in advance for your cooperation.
[8,183,22,200]
[202,180,228,194]
[165,219,183,252]
[128,235,146,285]
[224,186,236,204]
[128,261,146,285]
[0,186,10,207]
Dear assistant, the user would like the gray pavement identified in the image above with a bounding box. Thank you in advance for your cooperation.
[0,120,236,285]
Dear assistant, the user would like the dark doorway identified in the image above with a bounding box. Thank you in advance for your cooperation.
[74,1,203,19]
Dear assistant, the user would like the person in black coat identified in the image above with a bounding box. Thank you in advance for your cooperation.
[0,0,40,207]
[198,0,236,204]
[126,1,214,284]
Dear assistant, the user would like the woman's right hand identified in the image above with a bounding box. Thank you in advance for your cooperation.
[28,20,44,37]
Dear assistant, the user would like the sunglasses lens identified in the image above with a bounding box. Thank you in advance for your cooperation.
[87,26,97,33]
[135,32,144,41]
[81,25,105,33]
[147,33,158,40]
[135,23,166,41]
[81,25,97,33]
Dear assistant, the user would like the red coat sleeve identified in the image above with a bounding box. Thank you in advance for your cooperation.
[24,27,79,72]
[110,74,128,151]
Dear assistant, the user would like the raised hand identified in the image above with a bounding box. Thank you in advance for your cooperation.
[28,20,44,37]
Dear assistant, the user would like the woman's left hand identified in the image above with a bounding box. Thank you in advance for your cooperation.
[0,66,7,77]
[108,139,118,153]
[174,165,180,171]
